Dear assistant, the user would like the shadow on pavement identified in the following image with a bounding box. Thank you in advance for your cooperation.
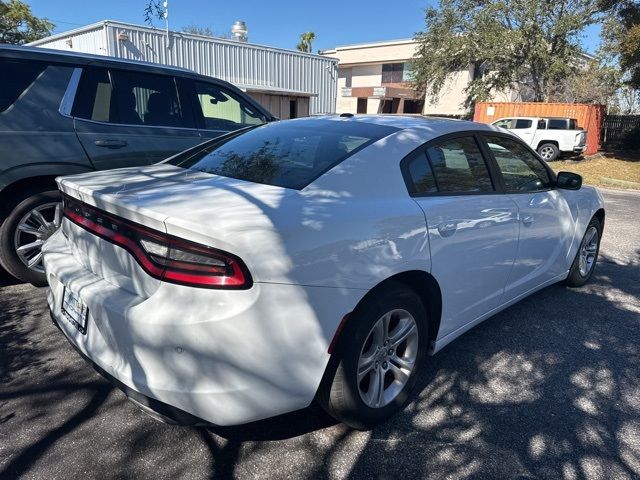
[0,265,20,287]
[1,254,638,478]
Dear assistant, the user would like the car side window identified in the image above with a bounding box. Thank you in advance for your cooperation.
[74,67,191,128]
[513,119,532,129]
[110,70,190,128]
[73,67,116,123]
[404,151,437,195]
[484,135,552,192]
[425,136,494,193]
[494,119,513,129]
[547,119,567,129]
[193,81,266,131]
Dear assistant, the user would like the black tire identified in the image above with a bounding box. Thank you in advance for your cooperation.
[565,217,602,287]
[317,282,428,430]
[0,189,61,286]
[537,143,560,161]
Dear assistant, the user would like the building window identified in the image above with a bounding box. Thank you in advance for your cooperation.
[339,67,352,88]
[382,63,402,84]
[382,63,412,84]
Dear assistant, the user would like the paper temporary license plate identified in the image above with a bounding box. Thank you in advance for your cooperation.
[61,287,88,334]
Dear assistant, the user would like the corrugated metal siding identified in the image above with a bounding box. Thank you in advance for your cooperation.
[32,21,337,115]
[34,24,108,56]
[474,102,606,155]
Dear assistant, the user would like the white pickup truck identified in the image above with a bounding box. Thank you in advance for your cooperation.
[491,117,587,161]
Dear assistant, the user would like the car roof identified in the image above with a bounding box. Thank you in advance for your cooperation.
[0,44,275,120]
[1,44,215,83]
[291,114,500,140]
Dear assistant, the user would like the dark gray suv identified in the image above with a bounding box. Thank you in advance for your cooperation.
[0,45,274,285]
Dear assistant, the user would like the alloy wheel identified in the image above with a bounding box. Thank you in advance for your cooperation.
[578,226,599,277]
[13,202,62,273]
[539,146,554,160]
[357,309,419,408]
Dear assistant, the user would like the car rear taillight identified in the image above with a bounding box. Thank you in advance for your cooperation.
[62,195,251,289]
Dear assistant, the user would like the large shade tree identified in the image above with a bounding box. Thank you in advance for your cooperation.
[602,0,640,89]
[412,0,616,110]
[0,0,54,44]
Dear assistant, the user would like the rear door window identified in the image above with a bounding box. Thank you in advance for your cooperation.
[110,70,190,128]
[0,59,47,112]
[425,136,494,193]
[74,67,192,128]
[547,119,568,129]
[73,67,115,122]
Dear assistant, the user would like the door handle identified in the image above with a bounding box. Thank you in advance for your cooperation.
[522,215,535,225]
[94,139,128,149]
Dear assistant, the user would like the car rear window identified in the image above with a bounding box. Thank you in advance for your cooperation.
[0,59,47,112]
[167,119,398,189]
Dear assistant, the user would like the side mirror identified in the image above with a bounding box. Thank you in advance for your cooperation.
[556,171,582,190]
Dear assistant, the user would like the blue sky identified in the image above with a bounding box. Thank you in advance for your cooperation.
[29,0,600,53]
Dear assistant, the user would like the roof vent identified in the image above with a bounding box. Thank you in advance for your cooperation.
[231,21,248,42]
[339,113,354,118]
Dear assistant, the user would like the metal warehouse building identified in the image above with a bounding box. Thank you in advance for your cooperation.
[29,20,338,118]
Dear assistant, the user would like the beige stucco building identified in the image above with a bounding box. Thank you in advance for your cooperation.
[320,39,512,117]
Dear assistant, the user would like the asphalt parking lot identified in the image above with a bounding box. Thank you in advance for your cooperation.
[1,188,639,480]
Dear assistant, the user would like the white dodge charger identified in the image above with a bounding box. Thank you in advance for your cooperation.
[43,115,605,429]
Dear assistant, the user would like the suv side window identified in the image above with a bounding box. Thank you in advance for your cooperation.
[193,81,266,131]
[74,67,192,128]
[0,59,47,112]
[111,69,190,128]
[73,67,115,123]
[425,136,494,193]
[485,135,552,192]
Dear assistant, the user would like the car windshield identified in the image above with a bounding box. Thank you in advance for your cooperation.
[166,119,398,189]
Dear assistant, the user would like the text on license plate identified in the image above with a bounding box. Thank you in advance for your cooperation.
[61,287,88,334]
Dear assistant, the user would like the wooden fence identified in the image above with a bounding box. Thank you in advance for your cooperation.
[601,115,640,148]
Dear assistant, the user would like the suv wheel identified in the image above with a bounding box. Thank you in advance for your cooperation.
[317,282,428,429]
[0,190,62,286]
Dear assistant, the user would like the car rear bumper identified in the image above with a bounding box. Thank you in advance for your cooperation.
[43,228,364,426]
[573,146,586,153]
[50,309,209,425]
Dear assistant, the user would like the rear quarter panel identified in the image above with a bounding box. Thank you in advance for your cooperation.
[0,64,92,192]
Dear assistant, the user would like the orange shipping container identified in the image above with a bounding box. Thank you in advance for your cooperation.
[473,102,605,155]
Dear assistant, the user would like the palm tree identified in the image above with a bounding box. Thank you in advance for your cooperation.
[296,32,316,53]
